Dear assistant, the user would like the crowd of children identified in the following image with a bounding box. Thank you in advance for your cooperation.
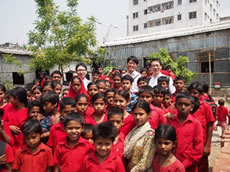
[0,57,229,172]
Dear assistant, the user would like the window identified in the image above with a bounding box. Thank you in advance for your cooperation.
[144,23,148,28]
[133,0,138,5]
[162,16,174,25]
[198,51,215,73]
[144,9,148,15]
[189,0,197,3]
[133,25,139,31]
[205,12,208,20]
[133,12,138,19]
[189,11,197,19]
[13,72,24,85]
[210,4,212,11]
[162,1,174,10]
[178,0,182,5]
[213,9,216,16]
[177,14,182,20]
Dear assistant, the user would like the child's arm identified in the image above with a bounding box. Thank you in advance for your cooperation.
[0,154,6,165]
[0,121,11,144]
[41,131,50,138]
[204,122,214,156]
[5,163,12,172]
[46,167,52,172]
[54,165,60,172]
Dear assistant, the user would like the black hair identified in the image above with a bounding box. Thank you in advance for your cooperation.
[45,75,52,80]
[51,70,62,77]
[0,109,4,118]
[140,67,147,74]
[92,122,117,142]
[154,124,176,143]
[82,124,94,137]
[158,76,169,84]
[42,81,52,90]
[202,83,209,93]
[115,90,130,102]
[63,88,69,92]
[75,63,87,71]
[92,69,100,75]
[153,85,166,95]
[25,83,35,92]
[218,99,225,106]
[165,65,172,70]
[137,77,149,85]
[104,80,111,85]
[192,96,200,114]
[91,93,106,105]
[174,76,185,83]
[9,87,27,106]
[107,107,124,119]
[112,72,122,79]
[120,69,127,73]
[32,86,42,93]
[105,88,116,96]
[72,75,81,83]
[28,100,41,114]
[187,82,203,94]
[75,94,88,103]
[163,89,171,97]
[63,112,84,128]
[0,84,6,93]
[40,91,59,105]
[150,58,162,66]
[51,81,62,89]
[60,97,76,111]
[95,80,105,86]
[22,119,42,136]
[138,85,154,96]
[121,75,134,83]
[87,82,98,90]
[132,100,151,114]
[127,56,138,65]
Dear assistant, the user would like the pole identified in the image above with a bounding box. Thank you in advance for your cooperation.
[209,50,212,95]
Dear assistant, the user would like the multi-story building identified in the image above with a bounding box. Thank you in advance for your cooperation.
[128,0,220,36]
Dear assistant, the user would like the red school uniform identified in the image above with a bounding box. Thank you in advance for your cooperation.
[167,114,203,171]
[85,112,108,126]
[0,103,11,122]
[0,122,14,146]
[112,132,125,158]
[54,137,94,172]
[47,122,66,150]
[81,150,125,172]
[13,142,54,172]
[0,143,14,172]
[120,114,135,136]
[216,106,229,122]
[149,104,167,130]
[152,154,185,172]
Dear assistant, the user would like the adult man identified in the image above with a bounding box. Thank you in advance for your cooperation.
[75,63,90,89]
[148,58,175,94]
[51,70,62,82]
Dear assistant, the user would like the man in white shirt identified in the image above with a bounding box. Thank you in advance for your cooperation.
[148,58,176,94]
[75,63,90,90]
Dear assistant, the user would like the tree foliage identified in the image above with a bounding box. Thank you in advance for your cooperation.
[147,48,196,83]
[28,0,97,73]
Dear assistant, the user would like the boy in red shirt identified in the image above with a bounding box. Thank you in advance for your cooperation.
[216,99,229,137]
[81,122,125,172]
[167,92,203,172]
[54,112,93,172]
[107,107,125,157]
[172,76,185,103]
[13,119,54,172]
[47,97,76,150]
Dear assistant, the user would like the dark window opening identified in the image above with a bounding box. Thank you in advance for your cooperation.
[201,61,214,73]
[13,72,24,85]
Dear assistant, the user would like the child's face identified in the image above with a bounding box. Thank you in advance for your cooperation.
[105,82,111,90]
[122,80,132,91]
[139,92,153,104]
[92,74,99,82]
[174,80,185,92]
[29,106,41,120]
[33,89,42,100]
[43,101,56,114]
[54,84,62,95]
[114,94,128,110]
[25,133,41,150]
[189,89,201,98]
[0,89,5,103]
[27,91,33,101]
[141,71,147,77]
[62,90,69,97]
[83,131,93,144]
[61,105,76,117]
[159,81,168,89]
[98,82,106,93]
[106,92,115,107]
[72,78,81,93]
[153,93,164,107]
[163,95,172,108]
[108,114,123,133]
[42,85,53,94]
[94,136,113,158]
[88,85,98,96]
[93,98,105,113]
[65,120,83,143]
[175,98,194,117]
[9,96,18,107]
[138,81,148,88]
[113,76,121,88]
[133,107,149,127]
[52,74,62,82]
[155,138,174,156]
[76,97,88,114]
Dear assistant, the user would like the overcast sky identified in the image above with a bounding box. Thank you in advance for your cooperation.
[0,0,230,46]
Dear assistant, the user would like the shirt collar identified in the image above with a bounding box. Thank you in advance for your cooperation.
[21,142,46,154]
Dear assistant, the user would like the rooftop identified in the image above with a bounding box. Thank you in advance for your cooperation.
[0,43,31,56]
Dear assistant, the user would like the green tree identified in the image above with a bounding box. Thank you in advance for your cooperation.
[28,0,97,74]
[147,48,196,83]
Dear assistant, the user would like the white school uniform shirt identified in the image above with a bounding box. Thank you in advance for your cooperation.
[83,78,90,90]
[124,70,141,93]
[148,72,176,94]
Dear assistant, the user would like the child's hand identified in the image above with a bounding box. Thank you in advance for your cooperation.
[203,145,210,157]
[0,154,6,165]
[0,120,4,133]
[9,125,21,134]
[164,112,176,120]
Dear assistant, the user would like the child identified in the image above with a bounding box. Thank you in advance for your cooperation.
[81,122,125,172]
[13,119,54,171]
[140,67,148,77]
[25,83,34,101]
[85,93,107,126]
[153,124,185,172]
[153,85,166,109]
[87,82,99,98]
[0,138,14,172]
[123,101,155,171]
[121,75,138,113]
[158,76,169,90]
[104,80,111,90]
[47,97,76,150]
[32,86,42,100]
[42,81,54,94]
[0,84,9,121]
[95,80,106,93]
[172,76,185,102]
[188,82,215,172]
[27,100,43,121]
[54,112,93,172]
[51,70,62,83]
[52,81,62,97]
[107,107,125,157]
[62,88,69,98]
[216,99,229,137]
[167,92,203,171]
[75,94,94,119]
[137,77,149,89]
[112,72,122,90]
[92,69,100,82]
[105,88,116,109]
[82,124,94,144]
[163,89,174,111]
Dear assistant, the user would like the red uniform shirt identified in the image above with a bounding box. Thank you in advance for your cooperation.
[216,106,229,122]
[13,143,54,172]
[47,122,66,150]
[149,104,167,129]
[193,101,215,143]
[152,154,185,172]
[54,137,93,172]
[85,113,108,126]
[0,143,14,172]
[81,150,125,172]
[167,114,203,169]
[0,103,11,122]
[112,132,125,157]
[120,114,135,136]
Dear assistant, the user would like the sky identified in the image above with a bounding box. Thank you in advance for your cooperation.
[0,0,230,46]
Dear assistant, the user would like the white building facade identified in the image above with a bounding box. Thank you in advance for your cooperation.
[128,0,220,36]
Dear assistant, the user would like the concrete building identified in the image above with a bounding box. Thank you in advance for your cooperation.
[128,0,220,36]
[102,21,230,91]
